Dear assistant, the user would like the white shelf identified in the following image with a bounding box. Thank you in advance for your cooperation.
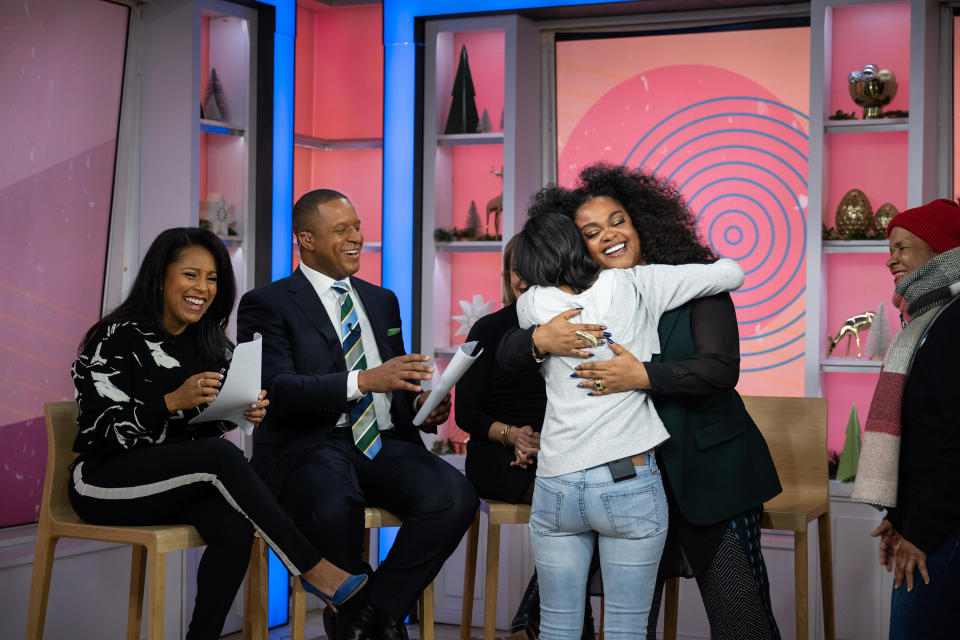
[294,133,383,151]
[820,358,883,373]
[218,234,243,246]
[200,118,245,136]
[435,240,502,253]
[824,117,908,134]
[822,240,889,253]
[436,132,504,146]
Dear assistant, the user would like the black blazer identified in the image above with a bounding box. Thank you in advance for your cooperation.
[237,269,422,495]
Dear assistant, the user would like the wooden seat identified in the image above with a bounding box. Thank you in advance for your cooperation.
[253,507,435,640]
[25,401,262,639]
[460,498,532,640]
[662,395,835,640]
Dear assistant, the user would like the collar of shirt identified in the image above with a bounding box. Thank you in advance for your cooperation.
[299,262,351,299]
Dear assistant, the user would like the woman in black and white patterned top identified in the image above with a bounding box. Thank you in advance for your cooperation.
[69,228,366,639]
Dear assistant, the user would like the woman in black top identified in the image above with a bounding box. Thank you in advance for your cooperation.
[457,237,545,504]
[499,164,781,640]
[69,228,366,639]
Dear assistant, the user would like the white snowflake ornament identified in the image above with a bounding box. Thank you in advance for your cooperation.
[452,294,493,337]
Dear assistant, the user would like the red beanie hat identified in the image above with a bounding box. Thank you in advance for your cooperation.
[887,199,960,253]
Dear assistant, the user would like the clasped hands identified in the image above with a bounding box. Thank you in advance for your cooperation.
[533,309,651,393]
[165,372,270,425]
[358,354,451,429]
[872,519,929,592]
[508,425,540,469]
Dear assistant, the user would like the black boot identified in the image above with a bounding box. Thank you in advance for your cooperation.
[510,572,540,639]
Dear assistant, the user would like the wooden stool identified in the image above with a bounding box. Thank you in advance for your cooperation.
[460,499,532,640]
[26,401,264,640]
[662,396,835,640]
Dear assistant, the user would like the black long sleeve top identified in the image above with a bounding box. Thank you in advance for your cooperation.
[456,303,546,502]
[496,293,740,396]
[71,322,233,457]
[885,299,960,555]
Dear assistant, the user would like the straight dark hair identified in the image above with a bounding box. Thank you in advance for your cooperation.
[512,213,600,294]
[80,227,236,367]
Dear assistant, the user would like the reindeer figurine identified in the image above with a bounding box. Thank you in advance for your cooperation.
[485,165,503,238]
[826,311,875,359]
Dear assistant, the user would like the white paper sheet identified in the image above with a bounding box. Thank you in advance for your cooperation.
[413,340,482,426]
[189,333,262,435]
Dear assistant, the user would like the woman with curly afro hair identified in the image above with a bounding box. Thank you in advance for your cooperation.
[499,163,783,640]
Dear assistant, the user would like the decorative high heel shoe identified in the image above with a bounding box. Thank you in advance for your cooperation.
[301,572,368,613]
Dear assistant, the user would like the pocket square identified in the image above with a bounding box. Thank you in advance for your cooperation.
[386,327,401,336]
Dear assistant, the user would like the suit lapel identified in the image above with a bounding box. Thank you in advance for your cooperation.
[288,269,343,358]
[352,278,394,360]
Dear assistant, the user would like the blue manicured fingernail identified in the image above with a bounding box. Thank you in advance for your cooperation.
[586,352,594,357]
[607,337,615,344]
[603,332,612,337]
[586,392,594,396]
[570,372,579,377]
[575,307,583,310]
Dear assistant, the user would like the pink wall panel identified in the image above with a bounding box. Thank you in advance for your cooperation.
[448,31,505,133]
[556,27,810,398]
[825,253,898,357]
[451,145,505,233]
[303,4,383,139]
[825,131,908,228]
[303,148,383,243]
[825,372,880,454]
[0,0,128,526]
[829,3,910,117]
[294,5,315,136]
[448,253,503,347]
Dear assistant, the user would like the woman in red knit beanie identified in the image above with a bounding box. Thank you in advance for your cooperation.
[853,198,960,639]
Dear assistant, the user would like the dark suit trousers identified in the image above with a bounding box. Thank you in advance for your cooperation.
[279,429,479,620]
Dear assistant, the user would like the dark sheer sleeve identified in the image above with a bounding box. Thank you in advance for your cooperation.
[496,326,540,372]
[454,316,500,439]
[645,293,741,396]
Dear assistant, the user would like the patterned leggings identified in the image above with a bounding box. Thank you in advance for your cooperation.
[646,508,780,640]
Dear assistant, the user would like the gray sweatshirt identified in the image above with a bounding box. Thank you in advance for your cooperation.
[516,259,745,478]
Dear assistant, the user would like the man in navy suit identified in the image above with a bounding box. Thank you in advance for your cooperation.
[237,189,478,640]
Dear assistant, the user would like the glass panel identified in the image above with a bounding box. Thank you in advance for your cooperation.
[0,0,129,527]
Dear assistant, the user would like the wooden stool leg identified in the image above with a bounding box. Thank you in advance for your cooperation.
[127,545,147,640]
[483,522,501,640]
[420,582,435,640]
[461,511,480,640]
[597,596,604,640]
[663,577,680,640]
[24,532,58,640]
[145,550,166,640]
[243,536,269,640]
[291,578,306,640]
[817,513,835,640]
[794,527,809,640]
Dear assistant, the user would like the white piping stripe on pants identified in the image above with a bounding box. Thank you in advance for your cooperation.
[73,461,302,576]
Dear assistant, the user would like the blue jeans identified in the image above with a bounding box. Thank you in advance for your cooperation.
[889,526,960,639]
[530,454,668,640]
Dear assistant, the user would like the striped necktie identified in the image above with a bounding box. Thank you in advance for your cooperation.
[331,281,381,459]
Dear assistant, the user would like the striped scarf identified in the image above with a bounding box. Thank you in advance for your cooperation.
[852,247,960,508]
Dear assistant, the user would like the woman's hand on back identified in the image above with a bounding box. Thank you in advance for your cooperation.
[533,308,607,358]
[164,372,223,413]
[572,342,651,394]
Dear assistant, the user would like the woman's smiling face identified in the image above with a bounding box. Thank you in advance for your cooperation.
[573,196,644,269]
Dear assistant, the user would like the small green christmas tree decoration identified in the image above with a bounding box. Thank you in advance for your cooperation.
[464,200,481,238]
[478,108,493,133]
[444,46,479,134]
[836,405,863,482]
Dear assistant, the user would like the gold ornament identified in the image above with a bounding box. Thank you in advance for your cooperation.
[827,311,876,359]
[873,203,898,238]
[835,189,873,238]
[848,65,898,119]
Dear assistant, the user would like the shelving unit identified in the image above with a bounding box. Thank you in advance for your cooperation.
[823,117,909,133]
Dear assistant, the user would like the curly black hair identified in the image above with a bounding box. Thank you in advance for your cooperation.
[528,163,715,266]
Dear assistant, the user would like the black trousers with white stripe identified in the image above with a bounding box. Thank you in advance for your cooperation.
[69,437,321,640]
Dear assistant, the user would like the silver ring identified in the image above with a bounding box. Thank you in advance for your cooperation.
[198,378,204,388]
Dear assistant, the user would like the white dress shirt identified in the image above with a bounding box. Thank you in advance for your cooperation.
[299,263,394,432]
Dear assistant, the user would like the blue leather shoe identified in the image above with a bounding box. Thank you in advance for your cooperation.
[301,572,368,613]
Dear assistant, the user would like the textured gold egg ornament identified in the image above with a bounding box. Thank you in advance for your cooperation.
[873,203,898,239]
[835,189,873,238]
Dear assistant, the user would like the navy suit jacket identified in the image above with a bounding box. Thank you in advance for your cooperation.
[237,269,423,496]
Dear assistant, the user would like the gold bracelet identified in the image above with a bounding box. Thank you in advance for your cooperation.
[499,424,513,447]
[530,325,547,363]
